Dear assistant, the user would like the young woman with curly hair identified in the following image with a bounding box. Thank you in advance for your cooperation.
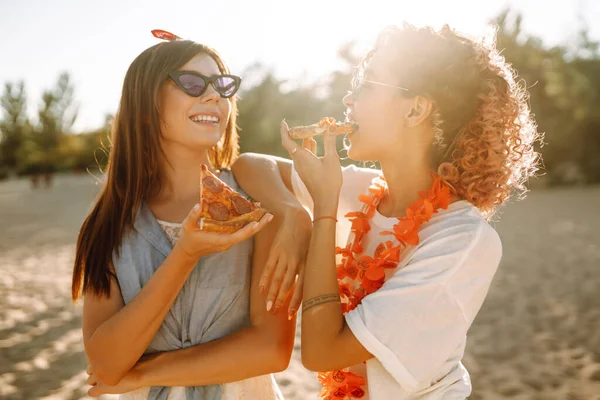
[234,23,542,399]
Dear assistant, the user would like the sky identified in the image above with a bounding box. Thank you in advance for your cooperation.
[0,0,598,132]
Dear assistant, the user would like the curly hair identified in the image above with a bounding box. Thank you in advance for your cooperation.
[364,24,543,216]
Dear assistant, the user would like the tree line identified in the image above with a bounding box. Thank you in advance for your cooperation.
[1,10,598,185]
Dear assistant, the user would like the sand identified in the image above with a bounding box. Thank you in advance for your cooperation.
[0,174,599,400]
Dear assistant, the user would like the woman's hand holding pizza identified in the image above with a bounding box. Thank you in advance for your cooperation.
[176,203,273,262]
[280,120,343,212]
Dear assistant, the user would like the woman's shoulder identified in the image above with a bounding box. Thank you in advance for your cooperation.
[219,168,251,198]
[389,201,501,298]
[413,201,502,267]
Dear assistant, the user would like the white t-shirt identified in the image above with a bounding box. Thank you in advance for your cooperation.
[291,165,502,400]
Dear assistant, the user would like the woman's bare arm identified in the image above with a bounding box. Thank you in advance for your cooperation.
[83,206,272,386]
[88,218,295,393]
[276,121,373,372]
[232,153,295,211]
[300,217,373,372]
[232,153,311,318]
[82,245,197,386]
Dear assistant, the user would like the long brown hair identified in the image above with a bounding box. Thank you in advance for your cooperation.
[72,40,239,301]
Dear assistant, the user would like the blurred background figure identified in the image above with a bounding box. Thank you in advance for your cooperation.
[0,0,599,399]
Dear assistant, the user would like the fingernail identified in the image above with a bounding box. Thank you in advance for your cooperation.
[266,300,273,312]
[267,214,274,222]
[288,309,296,320]
[194,203,200,211]
[259,284,265,294]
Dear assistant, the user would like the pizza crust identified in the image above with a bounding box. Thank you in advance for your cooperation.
[201,208,267,233]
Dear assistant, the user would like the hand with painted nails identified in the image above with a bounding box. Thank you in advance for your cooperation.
[259,207,312,318]
[176,203,274,263]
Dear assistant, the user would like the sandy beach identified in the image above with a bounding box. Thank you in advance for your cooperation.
[0,173,599,400]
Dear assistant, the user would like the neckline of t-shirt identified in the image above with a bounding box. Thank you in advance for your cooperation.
[370,199,475,230]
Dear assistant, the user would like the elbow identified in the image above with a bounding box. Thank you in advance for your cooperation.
[88,359,126,386]
[301,343,330,372]
[86,347,129,386]
[264,334,294,373]
[301,353,321,372]
[271,348,292,373]
[272,340,294,373]
[98,373,124,388]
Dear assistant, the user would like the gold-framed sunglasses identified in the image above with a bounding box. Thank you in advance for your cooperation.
[350,67,410,100]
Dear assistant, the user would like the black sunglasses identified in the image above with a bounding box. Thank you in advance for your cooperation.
[169,71,242,98]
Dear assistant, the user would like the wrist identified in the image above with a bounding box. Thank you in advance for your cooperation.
[128,362,147,389]
[172,242,203,267]
[283,204,311,224]
[313,200,339,219]
[132,353,160,388]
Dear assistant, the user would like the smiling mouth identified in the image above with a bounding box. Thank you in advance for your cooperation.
[189,114,220,124]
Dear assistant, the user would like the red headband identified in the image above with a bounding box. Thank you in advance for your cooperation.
[151,29,182,41]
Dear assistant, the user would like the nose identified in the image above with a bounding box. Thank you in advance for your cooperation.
[342,91,354,108]
[200,83,220,103]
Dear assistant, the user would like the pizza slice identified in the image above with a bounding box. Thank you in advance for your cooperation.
[288,117,358,139]
[200,164,267,233]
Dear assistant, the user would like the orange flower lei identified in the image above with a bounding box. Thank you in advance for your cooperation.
[318,174,453,400]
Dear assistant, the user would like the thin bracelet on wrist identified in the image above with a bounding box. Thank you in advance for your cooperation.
[312,216,337,223]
